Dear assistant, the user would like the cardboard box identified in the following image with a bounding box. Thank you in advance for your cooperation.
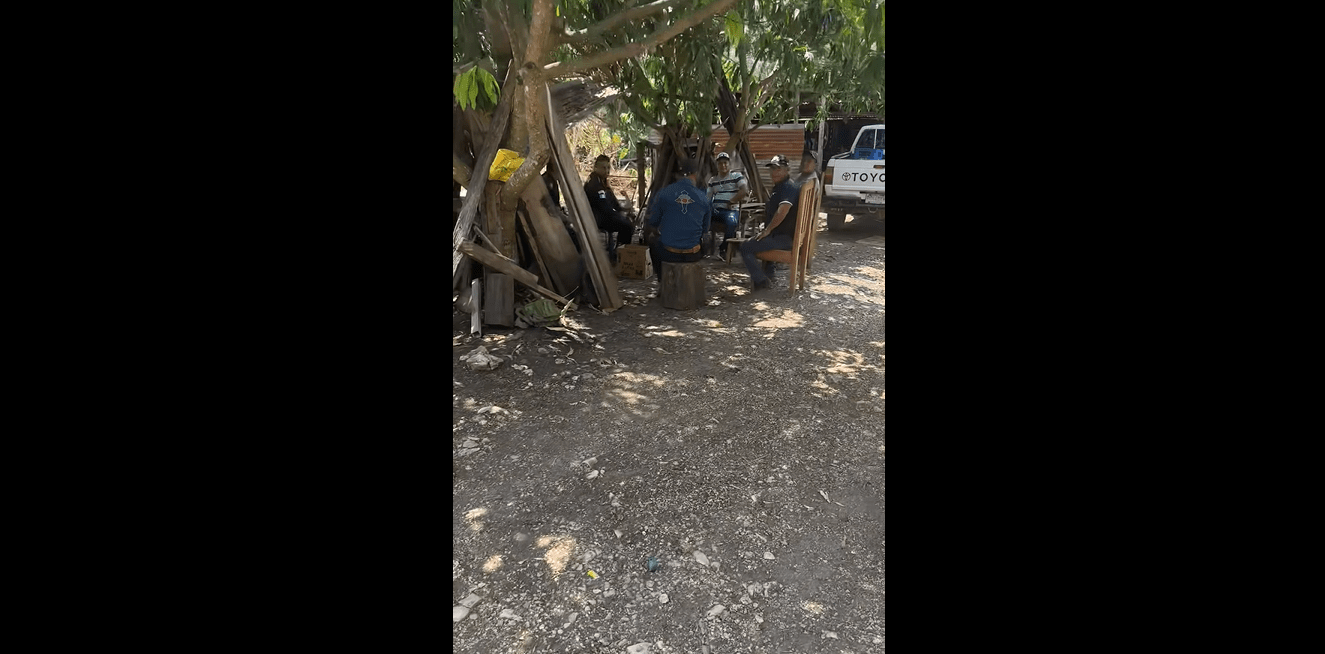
[617,245,653,279]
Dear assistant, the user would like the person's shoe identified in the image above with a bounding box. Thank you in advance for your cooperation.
[752,279,772,291]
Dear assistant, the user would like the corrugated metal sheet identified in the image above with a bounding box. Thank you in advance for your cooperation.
[642,124,809,199]
[707,123,806,198]
[709,123,806,162]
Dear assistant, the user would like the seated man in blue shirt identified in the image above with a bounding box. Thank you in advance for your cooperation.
[646,158,712,286]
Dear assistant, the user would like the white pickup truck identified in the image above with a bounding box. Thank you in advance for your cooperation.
[822,124,885,230]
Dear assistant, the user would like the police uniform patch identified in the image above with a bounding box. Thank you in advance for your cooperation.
[598,190,607,199]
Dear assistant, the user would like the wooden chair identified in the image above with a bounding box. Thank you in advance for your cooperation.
[755,181,821,296]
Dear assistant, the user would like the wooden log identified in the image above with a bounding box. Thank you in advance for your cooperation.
[483,272,514,327]
[660,261,706,311]
[459,242,537,286]
[458,241,572,306]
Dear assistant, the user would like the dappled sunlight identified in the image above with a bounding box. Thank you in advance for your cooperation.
[482,554,503,573]
[809,375,844,397]
[753,309,804,330]
[807,273,886,307]
[608,388,650,405]
[534,535,577,579]
[816,283,857,296]
[817,348,885,376]
[608,372,667,388]
[464,507,488,532]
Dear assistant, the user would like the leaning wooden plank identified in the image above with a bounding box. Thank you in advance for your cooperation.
[473,226,503,254]
[458,241,572,306]
[458,242,537,287]
[544,83,622,311]
[453,70,517,278]
[519,181,581,296]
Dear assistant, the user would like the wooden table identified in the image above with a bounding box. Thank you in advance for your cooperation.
[724,237,748,264]
[735,202,765,239]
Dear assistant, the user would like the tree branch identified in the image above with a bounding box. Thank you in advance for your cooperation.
[559,0,689,44]
[753,71,779,109]
[536,0,739,82]
[495,0,557,208]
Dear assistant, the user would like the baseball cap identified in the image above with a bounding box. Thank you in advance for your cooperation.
[766,154,791,168]
[716,152,731,161]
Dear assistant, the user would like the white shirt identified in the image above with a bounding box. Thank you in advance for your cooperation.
[706,171,748,210]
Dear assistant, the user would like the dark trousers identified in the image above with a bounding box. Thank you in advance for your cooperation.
[598,211,634,252]
[649,239,703,284]
[704,209,741,257]
[739,234,793,285]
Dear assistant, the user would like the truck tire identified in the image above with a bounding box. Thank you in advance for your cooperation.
[827,212,847,231]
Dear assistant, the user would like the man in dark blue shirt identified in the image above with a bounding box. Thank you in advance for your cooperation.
[645,158,712,285]
[739,154,801,290]
[584,155,635,263]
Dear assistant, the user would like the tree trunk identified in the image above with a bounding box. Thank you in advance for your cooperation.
[453,69,518,278]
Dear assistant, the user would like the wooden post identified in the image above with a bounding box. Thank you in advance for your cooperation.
[637,141,647,220]
[483,272,514,327]
[470,279,482,336]
[816,119,825,170]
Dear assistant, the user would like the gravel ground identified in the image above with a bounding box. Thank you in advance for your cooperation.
[453,215,885,653]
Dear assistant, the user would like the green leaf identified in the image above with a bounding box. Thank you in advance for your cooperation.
[454,72,472,110]
[724,11,743,49]
[474,67,499,106]
[467,71,479,109]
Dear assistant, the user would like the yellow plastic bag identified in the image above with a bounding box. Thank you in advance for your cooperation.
[489,149,525,182]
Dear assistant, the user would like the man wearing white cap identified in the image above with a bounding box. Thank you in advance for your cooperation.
[705,152,748,256]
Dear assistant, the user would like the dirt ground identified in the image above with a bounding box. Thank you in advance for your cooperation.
[453,215,885,653]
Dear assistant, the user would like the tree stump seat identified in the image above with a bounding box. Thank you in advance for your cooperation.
[660,261,706,310]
